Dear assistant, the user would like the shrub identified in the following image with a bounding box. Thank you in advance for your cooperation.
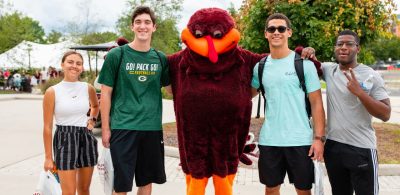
[161,87,173,100]
[40,77,62,94]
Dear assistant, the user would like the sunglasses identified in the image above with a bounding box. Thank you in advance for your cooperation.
[266,26,289,33]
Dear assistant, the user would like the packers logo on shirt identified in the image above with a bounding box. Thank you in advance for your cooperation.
[138,76,147,82]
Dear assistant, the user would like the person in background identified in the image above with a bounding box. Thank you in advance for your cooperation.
[34,70,41,85]
[42,51,99,195]
[40,67,49,84]
[3,69,10,89]
[0,70,4,90]
[49,66,59,78]
[12,71,21,91]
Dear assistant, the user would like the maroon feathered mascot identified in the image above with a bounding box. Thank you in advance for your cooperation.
[167,8,320,195]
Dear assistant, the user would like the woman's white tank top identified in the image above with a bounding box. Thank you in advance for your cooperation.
[53,81,89,127]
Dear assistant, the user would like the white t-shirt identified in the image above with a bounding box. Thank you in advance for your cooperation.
[52,81,89,127]
[41,70,48,80]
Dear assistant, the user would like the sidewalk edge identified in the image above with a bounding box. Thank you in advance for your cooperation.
[164,146,400,176]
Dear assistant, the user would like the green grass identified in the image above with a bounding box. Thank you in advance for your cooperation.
[161,87,173,100]
[381,160,400,164]
[0,90,20,94]
[394,130,400,143]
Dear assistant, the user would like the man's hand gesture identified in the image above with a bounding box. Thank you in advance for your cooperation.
[343,68,363,97]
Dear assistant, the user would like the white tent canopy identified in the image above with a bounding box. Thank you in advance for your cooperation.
[0,40,107,70]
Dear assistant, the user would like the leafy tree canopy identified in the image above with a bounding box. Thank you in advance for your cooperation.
[368,36,400,62]
[0,12,45,53]
[80,31,118,45]
[236,0,396,63]
[46,30,63,44]
[116,0,182,54]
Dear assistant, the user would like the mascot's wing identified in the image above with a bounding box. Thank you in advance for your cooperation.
[167,49,186,96]
[238,47,266,71]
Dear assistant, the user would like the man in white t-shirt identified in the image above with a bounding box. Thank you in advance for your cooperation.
[40,67,49,84]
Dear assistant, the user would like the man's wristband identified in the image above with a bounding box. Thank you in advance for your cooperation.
[314,135,326,143]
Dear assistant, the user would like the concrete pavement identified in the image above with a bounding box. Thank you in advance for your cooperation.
[1,145,399,194]
[0,94,399,194]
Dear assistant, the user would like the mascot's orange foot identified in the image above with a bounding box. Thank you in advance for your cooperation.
[186,174,236,195]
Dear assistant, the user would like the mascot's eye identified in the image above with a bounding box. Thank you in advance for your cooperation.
[195,30,203,38]
[213,31,222,38]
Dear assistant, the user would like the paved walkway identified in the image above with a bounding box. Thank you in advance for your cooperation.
[0,94,400,194]
[1,148,399,194]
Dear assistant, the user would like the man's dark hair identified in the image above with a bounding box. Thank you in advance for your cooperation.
[265,13,292,31]
[131,6,156,25]
[337,30,360,45]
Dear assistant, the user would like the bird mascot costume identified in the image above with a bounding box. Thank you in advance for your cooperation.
[167,8,320,195]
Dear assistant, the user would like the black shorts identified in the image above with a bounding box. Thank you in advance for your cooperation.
[258,145,314,190]
[324,139,379,195]
[53,125,98,170]
[110,130,166,192]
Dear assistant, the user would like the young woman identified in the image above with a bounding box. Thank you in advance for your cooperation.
[43,51,99,195]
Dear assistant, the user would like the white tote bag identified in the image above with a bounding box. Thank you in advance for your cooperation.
[33,170,62,195]
[313,160,324,195]
[97,148,114,195]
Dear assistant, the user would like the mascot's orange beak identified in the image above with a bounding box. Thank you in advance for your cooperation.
[181,28,240,63]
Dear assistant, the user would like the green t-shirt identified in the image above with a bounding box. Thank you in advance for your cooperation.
[98,44,169,131]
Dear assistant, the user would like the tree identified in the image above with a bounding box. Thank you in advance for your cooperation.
[46,30,63,44]
[368,37,400,62]
[116,0,182,54]
[236,0,396,63]
[61,0,102,40]
[80,31,118,45]
[0,12,45,53]
[77,31,118,73]
[227,2,238,18]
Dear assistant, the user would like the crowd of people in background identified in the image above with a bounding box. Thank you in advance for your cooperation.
[0,66,61,92]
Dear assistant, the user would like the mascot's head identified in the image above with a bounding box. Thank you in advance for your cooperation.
[182,8,240,63]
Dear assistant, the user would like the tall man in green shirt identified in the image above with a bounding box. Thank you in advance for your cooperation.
[98,6,169,195]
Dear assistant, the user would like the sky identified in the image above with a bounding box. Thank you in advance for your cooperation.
[8,0,243,34]
[5,0,400,35]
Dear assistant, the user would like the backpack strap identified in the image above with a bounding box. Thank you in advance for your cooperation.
[256,56,267,118]
[111,46,124,99]
[258,57,267,96]
[294,53,312,119]
[154,50,166,85]
[154,50,165,67]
